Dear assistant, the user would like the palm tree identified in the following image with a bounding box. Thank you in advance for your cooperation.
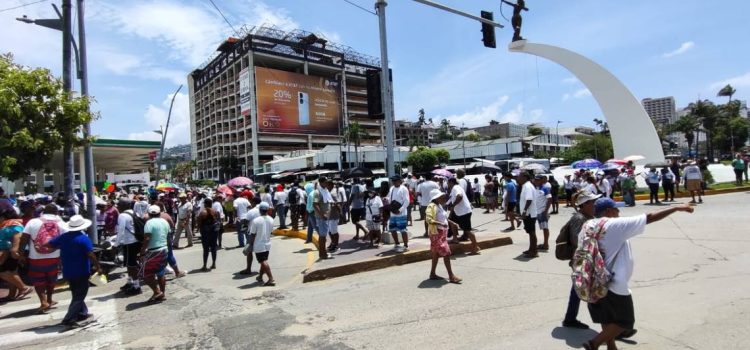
[687,99,718,160]
[671,115,699,154]
[717,84,736,103]
[417,109,426,126]
[344,121,368,167]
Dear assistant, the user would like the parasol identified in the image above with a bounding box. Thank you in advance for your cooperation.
[605,158,628,165]
[155,182,178,192]
[228,176,253,187]
[216,184,234,196]
[431,168,454,178]
[571,159,602,169]
[624,155,645,162]
[521,163,548,174]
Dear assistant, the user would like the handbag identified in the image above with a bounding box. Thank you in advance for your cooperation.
[389,190,403,215]
[367,201,381,223]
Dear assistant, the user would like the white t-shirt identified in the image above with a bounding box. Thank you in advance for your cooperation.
[583,214,647,296]
[261,193,273,207]
[535,186,551,216]
[684,165,702,180]
[245,207,260,223]
[519,181,538,218]
[449,185,472,217]
[23,214,66,259]
[417,181,439,207]
[599,179,612,197]
[212,201,225,219]
[249,215,274,253]
[387,185,410,217]
[334,187,347,203]
[472,181,482,193]
[365,196,383,221]
[116,210,137,246]
[177,201,193,220]
[457,178,469,194]
[234,197,250,219]
[274,190,288,206]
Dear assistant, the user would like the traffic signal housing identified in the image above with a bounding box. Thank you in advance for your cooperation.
[481,11,496,48]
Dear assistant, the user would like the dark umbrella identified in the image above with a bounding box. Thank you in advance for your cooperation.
[343,167,373,179]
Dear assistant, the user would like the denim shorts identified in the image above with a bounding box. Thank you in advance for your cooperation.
[316,217,329,237]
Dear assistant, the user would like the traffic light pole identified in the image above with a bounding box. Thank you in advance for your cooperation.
[411,0,504,28]
[375,0,395,178]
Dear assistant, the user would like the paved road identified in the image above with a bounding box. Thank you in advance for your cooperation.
[1,191,749,349]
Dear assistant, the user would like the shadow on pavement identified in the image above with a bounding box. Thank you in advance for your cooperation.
[513,254,537,262]
[232,271,258,280]
[418,278,449,289]
[293,248,315,254]
[22,323,66,334]
[187,268,211,274]
[0,308,39,319]
[238,281,263,289]
[125,300,156,311]
[550,326,598,348]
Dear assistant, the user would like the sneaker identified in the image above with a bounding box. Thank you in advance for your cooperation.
[616,329,638,340]
[125,287,142,296]
[62,321,81,330]
[120,283,133,291]
[77,313,94,322]
[562,319,589,329]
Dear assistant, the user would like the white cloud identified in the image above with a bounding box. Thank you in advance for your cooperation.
[662,41,695,58]
[90,47,186,85]
[251,2,299,32]
[128,92,190,147]
[709,72,750,90]
[562,77,579,84]
[435,96,543,128]
[562,88,591,102]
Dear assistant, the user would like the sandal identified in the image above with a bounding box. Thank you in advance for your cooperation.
[263,281,276,287]
[429,275,445,280]
[582,341,594,350]
[15,287,33,300]
[449,277,462,284]
[256,275,263,283]
[537,244,549,251]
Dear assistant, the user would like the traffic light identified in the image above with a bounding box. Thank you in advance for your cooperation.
[481,11,496,48]
[366,69,383,118]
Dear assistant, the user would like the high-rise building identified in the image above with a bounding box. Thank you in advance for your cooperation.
[642,97,676,126]
[394,120,435,147]
[188,27,383,180]
[469,122,528,139]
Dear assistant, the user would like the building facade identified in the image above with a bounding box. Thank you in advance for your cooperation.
[469,122,528,139]
[642,97,676,126]
[189,26,384,180]
[394,120,435,146]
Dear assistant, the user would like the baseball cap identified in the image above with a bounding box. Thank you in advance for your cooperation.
[148,205,161,214]
[179,193,187,198]
[594,197,626,217]
[575,191,601,206]
[258,202,270,211]
[390,174,402,181]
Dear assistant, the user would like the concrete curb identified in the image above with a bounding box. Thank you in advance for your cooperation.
[631,185,750,201]
[273,228,319,246]
[301,236,513,283]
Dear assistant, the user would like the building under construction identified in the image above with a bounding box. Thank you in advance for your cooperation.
[188,26,384,180]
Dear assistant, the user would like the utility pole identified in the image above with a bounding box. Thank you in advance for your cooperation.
[61,0,74,200]
[77,0,97,243]
[376,0,395,177]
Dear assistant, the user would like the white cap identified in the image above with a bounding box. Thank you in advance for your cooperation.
[148,205,161,214]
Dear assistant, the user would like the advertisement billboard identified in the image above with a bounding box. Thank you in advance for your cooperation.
[255,67,341,135]
[239,68,252,117]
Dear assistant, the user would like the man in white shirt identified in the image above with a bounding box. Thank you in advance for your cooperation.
[273,185,289,229]
[518,172,539,258]
[447,177,479,254]
[416,176,439,236]
[683,161,703,204]
[174,193,194,249]
[581,198,693,350]
[115,199,142,295]
[239,197,261,275]
[233,194,251,247]
[387,175,411,252]
[534,175,553,252]
[21,204,66,312]
[133,195,149,219]
[249,202,275,286]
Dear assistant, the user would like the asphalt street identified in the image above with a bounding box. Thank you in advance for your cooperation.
[1,191,749,349]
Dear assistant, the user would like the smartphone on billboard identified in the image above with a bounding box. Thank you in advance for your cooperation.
[298,92,310,126]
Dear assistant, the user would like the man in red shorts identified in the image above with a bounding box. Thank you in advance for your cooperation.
[21,204,66,313]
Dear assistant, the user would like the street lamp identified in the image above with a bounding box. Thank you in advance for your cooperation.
[555,120,562,158]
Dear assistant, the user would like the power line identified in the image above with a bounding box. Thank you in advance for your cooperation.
[0,0,49,13]
[342,0,376,15]
[206,0,239,36]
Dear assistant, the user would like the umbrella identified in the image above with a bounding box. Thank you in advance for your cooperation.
[228,176,253,187]
[644,161,670,168]
[431,168,454,178]
[599,162,621,171]
[571,159,602,169]
[343,167,373,179]
[605,158,628,165]
[156,182,178,192]
[373,177,390,189]
[624,155,645,162]
[216,184,234,196]
[521,163,548,172]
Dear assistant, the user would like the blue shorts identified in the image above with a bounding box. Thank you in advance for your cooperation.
[388,215,408,233]
[327,219,339,234]
[316,217,329,237]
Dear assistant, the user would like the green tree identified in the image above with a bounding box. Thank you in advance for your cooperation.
[171,160,196,183]
[489,119,500,125]
[528,126,544,136]
[687,99,719,160]
[218,155,241,182]
[717,84,736,103]
[416,108,426,126]
[0,53,96,181]
[671,115,699,154]
[560,134,613,163]
[406,147,450,172]
[344,121,368,166]
[464,132,481,142]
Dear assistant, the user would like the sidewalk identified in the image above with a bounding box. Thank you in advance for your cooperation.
[269,207,514,283]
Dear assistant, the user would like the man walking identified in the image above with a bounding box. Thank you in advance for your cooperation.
[447,178,479,254]
[233,193,250,247]
[45,215,102,329]
[288,182,305,231]
[140,205,170,302]
[116,199,142,295]
[535,175,552,251]
[21,204,66,313]
[683,161,703,204]
[502,173,520,232]
[387,175,411,252]
[313,177,333,260]
[174,193,194,249]
[274,185,288,229]
[349,179,368,239]
[249,202,275,286]
[581,199,694,350]
[239,197,261,275]
[519,172,539,258]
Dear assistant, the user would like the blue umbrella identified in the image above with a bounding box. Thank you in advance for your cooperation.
[572,159,602,169]
[599,162,620,171]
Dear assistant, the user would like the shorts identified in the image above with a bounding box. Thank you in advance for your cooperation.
[366,220,381,231]
[523,216,537,235]
[316,217,330,237]
[686,179,701,192]
[255,251,270,262]
[350,208,365,222]
[419,206,427,218]
[506,202,517,212]
[0,256,18,272]
[587,291,635,330]
[27,258,60,287]
[388,215,408,233]
[328,219,339,234]
[537,214,549,230]
[486,195,498,204]
[123,242,142,268]
[140,248,168,280]
[450,212,472,231]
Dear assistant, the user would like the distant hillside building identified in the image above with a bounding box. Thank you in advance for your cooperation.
[469,122,528,139]
[642,97,676,126]
[394,120,435,146]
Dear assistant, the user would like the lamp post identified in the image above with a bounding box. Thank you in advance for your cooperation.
[555,120,562,157]
[154,85,183,182]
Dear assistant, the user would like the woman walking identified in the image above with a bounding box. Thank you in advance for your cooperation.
[425,189,461,284]
[0,199,33,301]
[364,190,383,248]
[196,198,220,271]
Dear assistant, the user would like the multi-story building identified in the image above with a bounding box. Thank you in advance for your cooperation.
[394,120,435,146]
[469,122,528,139]
[188,26,384,180]
[642,97,676,126]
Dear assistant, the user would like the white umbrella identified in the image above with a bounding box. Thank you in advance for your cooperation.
[624,155,645,162]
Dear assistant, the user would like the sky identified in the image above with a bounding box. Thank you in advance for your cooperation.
[1,0,749,147]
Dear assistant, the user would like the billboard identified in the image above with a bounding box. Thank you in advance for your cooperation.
[255,67,341,135]
[239,68,252,117]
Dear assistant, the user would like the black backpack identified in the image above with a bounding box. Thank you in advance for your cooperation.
[125,212,146,242]
[461,178,474,202]
[288,187,299,206]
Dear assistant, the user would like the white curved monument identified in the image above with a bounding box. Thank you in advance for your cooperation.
[509,40,665,164]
